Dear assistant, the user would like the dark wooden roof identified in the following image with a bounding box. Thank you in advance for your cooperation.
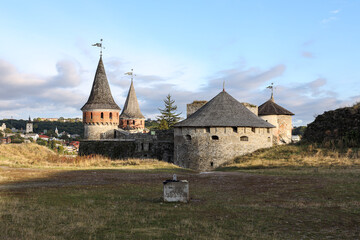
[258,97,294,116]
[174,91,274,128]
[81,57,120,111]
[120,80,145,119]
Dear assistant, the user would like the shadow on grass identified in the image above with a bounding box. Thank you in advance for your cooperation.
[0,167,196,191]
[215,165,281,171]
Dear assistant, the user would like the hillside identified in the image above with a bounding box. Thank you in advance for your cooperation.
[303,103,360,148]
[0,143,180,169]
[220,144,360,170]
[0,119,83,137]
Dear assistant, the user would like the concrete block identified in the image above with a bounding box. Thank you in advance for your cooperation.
[163,180,189,203]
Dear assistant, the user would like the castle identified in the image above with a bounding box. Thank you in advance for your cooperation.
[81,57,145,140]
[79,56,294,171]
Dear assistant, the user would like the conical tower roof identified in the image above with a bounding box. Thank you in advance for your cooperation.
[258,96,294,116]
[119,80,145,119]
[81,57,120,111]
[175,91,274,128]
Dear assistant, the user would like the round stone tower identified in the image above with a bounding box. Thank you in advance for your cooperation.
[258,94,294,145]
[174,90,275,171]
[81,56,121,140]
[119,79,145,131]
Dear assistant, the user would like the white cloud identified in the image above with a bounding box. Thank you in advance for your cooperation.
[321,16,337,24]
[331,9,340,14]
[302,51,314,58]
[0,58,85,118]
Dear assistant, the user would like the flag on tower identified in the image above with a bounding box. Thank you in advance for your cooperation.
[92,43,102,47]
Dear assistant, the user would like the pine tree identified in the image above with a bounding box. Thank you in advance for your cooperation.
[157,94,181,129]
[158,119,169,130]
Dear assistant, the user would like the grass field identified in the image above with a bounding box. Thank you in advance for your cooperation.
[1,143,360,239]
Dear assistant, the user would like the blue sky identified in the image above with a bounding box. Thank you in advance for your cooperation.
[0,0,359,125]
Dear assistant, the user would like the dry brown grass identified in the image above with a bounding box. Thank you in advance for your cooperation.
[0,143,180,170]
[222,144,360,169]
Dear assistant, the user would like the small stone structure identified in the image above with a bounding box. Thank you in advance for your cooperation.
[163,176,189,203]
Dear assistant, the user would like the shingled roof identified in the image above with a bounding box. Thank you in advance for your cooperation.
[119,80,145,119]
[174,91,274,128]
[258,96,294,116]
[81,57,120,111]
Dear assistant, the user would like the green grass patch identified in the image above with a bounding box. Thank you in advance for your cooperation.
[1,167,360,239]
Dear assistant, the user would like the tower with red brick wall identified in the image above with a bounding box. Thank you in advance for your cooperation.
[81,57,121,140]
[119,80,145,131]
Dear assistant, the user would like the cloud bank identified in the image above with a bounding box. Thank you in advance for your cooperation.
[0,58,358,126]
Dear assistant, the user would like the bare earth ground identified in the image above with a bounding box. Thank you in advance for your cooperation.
[1,166,360,239]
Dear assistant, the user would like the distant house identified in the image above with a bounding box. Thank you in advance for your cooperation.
[1,137,11,144]
[24,133,39,141]
[38,135,50,141]
[70,141,80,150]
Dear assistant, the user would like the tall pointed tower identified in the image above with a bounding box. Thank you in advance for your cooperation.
[81,57,121,140]
[119,79,145,131]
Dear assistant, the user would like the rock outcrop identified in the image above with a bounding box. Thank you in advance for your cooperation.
[303,103,360,147]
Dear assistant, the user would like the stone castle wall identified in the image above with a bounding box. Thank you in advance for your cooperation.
[84,124,118,140]
[260,115,292,144]
[187,101,207,117]
[174,126,273,171]
[79,130,174,162]
[241,103,258,116]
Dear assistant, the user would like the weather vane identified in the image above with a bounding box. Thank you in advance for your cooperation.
[223,80,225,92]
[124,69,136,82]
[266,82,275,98]
[92,39,105,57]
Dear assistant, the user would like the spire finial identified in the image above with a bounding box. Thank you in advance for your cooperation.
[92,39,105,57]
[223,80,225,92]
[125,68,136,83]
[266,83,275,101]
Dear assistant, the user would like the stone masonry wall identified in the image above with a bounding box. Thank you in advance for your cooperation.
[174,127,273,171]
[260,115,292,144]
[84,124,118,140]
[187,101,207,117]
[241,103,258,116]
[79,130,174,162]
